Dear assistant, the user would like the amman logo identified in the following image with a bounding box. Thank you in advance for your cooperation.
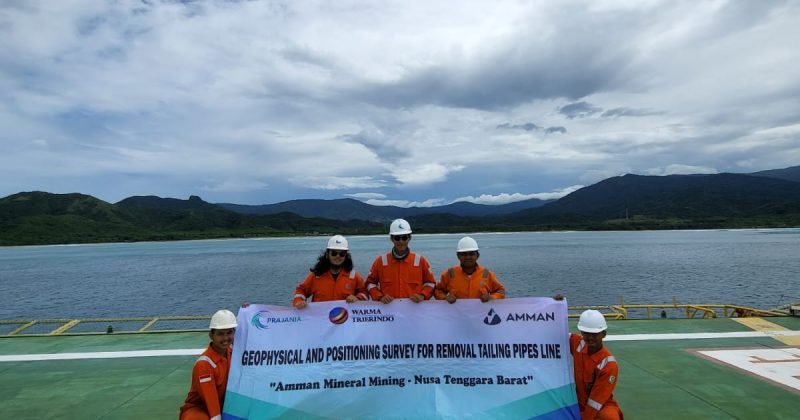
[483,308,502,325]
[329,307,349,325]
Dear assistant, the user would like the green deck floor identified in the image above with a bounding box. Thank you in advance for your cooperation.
[1,318,798,419]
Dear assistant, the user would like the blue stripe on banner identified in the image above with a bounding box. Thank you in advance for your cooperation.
[530,404,581,420]
[225,385,579,419]
[486,383,579,419]
[223,391,327,419]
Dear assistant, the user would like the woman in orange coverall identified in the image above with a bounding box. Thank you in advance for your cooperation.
[434,236,505,303]
[570,309,623,420]
[293,235,367,309]
[179,309,237,420]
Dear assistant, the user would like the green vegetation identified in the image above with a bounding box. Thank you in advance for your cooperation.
[0,192,383,246]
[3,168,800,246]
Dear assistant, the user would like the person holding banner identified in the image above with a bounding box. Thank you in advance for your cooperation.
[365,218,436,304]
[179,309,238,420]
[293,235,368,309]
[435,236,505,303]
[570,309,623,420]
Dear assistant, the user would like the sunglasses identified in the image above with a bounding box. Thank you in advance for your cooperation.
[328,250,348,257]
[391,235,410,242]
[458,251,478,257]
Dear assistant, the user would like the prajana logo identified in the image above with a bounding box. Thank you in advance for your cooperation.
[483,308,502,325]
[251,310,303,330]
[329,307,349,325]
[252,310,272,330]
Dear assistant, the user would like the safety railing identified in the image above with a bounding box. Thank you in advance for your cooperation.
[0,316,210,337]
[567,296,791,320]
[2,298,795,337]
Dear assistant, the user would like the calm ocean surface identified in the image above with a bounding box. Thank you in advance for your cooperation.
[1,229,798,319]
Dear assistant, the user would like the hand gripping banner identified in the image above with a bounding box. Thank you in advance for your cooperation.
[223,297,578,419]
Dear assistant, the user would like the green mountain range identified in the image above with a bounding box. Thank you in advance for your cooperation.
[1,166,799,246]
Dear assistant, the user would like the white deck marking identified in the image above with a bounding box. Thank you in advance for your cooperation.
[2,330,799,362]
[698,348,800,392]
[605,330,800,341]
[0,348,205,362]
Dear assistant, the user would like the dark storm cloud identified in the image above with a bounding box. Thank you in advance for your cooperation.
[351,3,643,111]
[497,122,539,131]
[545,126,567,134]
[338,130,411,161]
[358,57,622,110]
[558,101,602,119]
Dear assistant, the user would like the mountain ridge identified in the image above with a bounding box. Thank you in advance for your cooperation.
[2,165,799,245]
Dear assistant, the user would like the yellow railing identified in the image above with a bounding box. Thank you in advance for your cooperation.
[567,296,791,320]
[1,298,794,337]
[0,316,210,337]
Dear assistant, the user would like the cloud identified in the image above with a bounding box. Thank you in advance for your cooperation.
[363,198,448,208]
[199,179,269,193]
[497,122,539,131]
[601,107,665,118]
[339,129,412,161]
[288,176,387,190]
[1,0,798,207]
[545,126,567,134]
[558,101,603,119]
[454,186,583,204]
[347,192,387,200]
[390,163,464,186]
[645,164,718,176]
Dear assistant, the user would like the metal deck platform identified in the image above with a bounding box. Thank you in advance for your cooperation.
[1,317,798,419]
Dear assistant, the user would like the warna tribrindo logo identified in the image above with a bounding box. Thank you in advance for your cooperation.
[483,308,502,325]
[329,307,349,325]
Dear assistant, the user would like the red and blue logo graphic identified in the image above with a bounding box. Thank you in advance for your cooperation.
[329,307,349,325]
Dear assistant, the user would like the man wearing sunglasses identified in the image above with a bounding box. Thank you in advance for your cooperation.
[365,219,436,304]
[434,236,505,303]
[292,235,368,309]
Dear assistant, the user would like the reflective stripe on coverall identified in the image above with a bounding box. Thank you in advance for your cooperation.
[365,252,436,300]
[434,265,506,300]
[292,270,368,305]
[180,345,231,420]
[569,333,623,420]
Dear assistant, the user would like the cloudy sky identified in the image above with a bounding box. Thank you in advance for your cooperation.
[2,0,799,207]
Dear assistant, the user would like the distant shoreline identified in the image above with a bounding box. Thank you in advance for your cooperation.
[3,225,799,248]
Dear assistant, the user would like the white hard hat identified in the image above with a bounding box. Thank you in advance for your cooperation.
[327,235,349,250]
[457,236,479,252]
[577,309,607,333]
[209,309,238,330]
[389,219,412,235]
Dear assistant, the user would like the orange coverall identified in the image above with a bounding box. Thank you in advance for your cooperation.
[570,333,623,420]
[365,251,436,300]
[292,270,368,305]
[434,265,506,300]
[180,345,231,420]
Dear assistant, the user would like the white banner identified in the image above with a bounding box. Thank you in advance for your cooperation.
[224,297,578,419]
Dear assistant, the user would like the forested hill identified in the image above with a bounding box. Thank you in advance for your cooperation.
[2,165,800,245]
[503,172,800,228]
[218,197,552,221]
[0,192,382,246]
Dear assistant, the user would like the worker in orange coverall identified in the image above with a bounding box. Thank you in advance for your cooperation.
[570,309,623,420]
[292,235,368,308]
[179,309,237,420]
[365,218,436,304]
[434,236,505,303]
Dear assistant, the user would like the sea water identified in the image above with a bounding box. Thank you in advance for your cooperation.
[0,229,798,318]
